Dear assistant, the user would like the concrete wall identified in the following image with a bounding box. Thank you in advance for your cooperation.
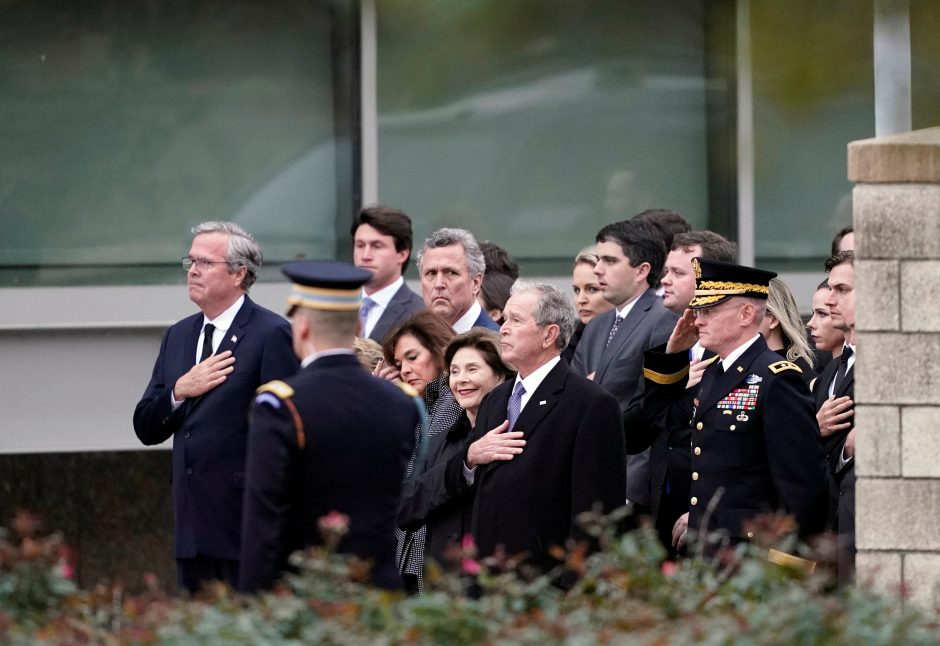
[850,127,940,605]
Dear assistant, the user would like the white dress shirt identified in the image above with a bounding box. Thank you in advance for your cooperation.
[361,276,404,338]
[172,295,245,409]
[453,300,485,333]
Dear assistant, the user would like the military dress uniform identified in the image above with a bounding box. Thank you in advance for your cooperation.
[238,261,423,593]
[642,258,829,545]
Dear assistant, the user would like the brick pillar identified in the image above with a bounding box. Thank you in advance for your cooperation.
[849,127,940,604]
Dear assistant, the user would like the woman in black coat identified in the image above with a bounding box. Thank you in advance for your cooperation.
[397,328,514,573]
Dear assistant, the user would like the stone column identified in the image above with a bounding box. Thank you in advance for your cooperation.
[849,127,940,605]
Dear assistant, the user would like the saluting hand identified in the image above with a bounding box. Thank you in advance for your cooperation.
[666,309,698,354]
[466,420,526,468]
[173,351,235,400]
[816,395,854,437]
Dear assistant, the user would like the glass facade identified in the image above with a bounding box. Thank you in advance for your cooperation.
[750,1,874,271]
[2,1,936,285]
[0,0,356,287]
[376,0,723,274]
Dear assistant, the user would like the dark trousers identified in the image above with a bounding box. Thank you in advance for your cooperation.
[177,554,240,594]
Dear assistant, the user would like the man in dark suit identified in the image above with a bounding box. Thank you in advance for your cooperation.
[816,250,857,584]
[417,228,500,333]
[352,206,425,343]
[239,261,420,593]
[134,221,299,593]
[643,258,829,550]
[451,282,625,566]
[571,219,677,514]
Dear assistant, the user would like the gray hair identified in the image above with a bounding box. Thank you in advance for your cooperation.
[511,280,577,350]
[191,221,262,291]
[416,228,486,277]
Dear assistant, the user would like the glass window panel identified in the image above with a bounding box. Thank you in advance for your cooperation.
[376,0,714,269]
[0,0,351,287]
[911,0,940,130]
[750,1,874,271]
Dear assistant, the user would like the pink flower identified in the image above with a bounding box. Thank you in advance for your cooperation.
[461,557,481,576]
[59,561,74,579]
[661,561,677,577]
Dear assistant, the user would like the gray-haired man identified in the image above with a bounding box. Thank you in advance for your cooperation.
[451,282,626,567]
[416,228,500,332]
[134,221,299,593]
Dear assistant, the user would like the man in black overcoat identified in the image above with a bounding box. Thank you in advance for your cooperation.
[238,261,421,593]
[453,282,626,568]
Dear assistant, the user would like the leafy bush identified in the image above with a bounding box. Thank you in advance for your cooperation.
[1,509,938,645]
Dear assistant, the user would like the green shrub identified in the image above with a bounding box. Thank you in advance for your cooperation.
[1,509,938,645]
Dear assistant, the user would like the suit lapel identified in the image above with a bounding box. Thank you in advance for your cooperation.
[215,297,252,355]
[186,298,251,417]
[185,316,202,368]
[482,361,565,476]
[697,338,766,416]
[513,362,564,442]
[835,363,854,398]
[595,289,654,383]
[813,358,838,408]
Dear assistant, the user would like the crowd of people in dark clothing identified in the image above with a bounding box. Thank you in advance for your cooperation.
[134,209,858,595]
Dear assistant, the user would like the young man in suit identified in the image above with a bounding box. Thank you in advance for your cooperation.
[571,219,677,514]
[134,221,299,593]
[352,206,425,343]
[417,228,500,333]
[816,250,857,584]
[451,282,625,568]
[643,258,829,550]
[239,261,420,593]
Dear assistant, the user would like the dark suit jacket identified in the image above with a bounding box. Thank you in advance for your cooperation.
[451,359,626,563]
[814,351,855,583]
[133,296,299,560]
[631,346,715,542]
[239,353,419,592]
[367,281,425,343]
[644,336,829,540]
[571,288,677,507]
[472,308,501,331]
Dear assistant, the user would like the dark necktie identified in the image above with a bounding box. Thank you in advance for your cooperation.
[832,346,853,394]
[605,314,624,348]
[199,323,216,362]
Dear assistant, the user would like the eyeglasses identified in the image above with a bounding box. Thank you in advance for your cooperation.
[181,256,230,271]
[692,303,746,319]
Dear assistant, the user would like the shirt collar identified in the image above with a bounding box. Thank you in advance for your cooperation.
[364,276,404,308]
[453,300,484,333]
[301,347,355,368]
[514,355,561,403]
[614,290,643,319]
[720,334,761,372]
[203,295,245,332]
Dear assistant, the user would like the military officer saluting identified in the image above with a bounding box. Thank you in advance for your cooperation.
[239,261,421,593]
[642,258,829,549]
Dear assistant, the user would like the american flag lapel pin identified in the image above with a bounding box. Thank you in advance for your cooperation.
[539,400,547,405]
